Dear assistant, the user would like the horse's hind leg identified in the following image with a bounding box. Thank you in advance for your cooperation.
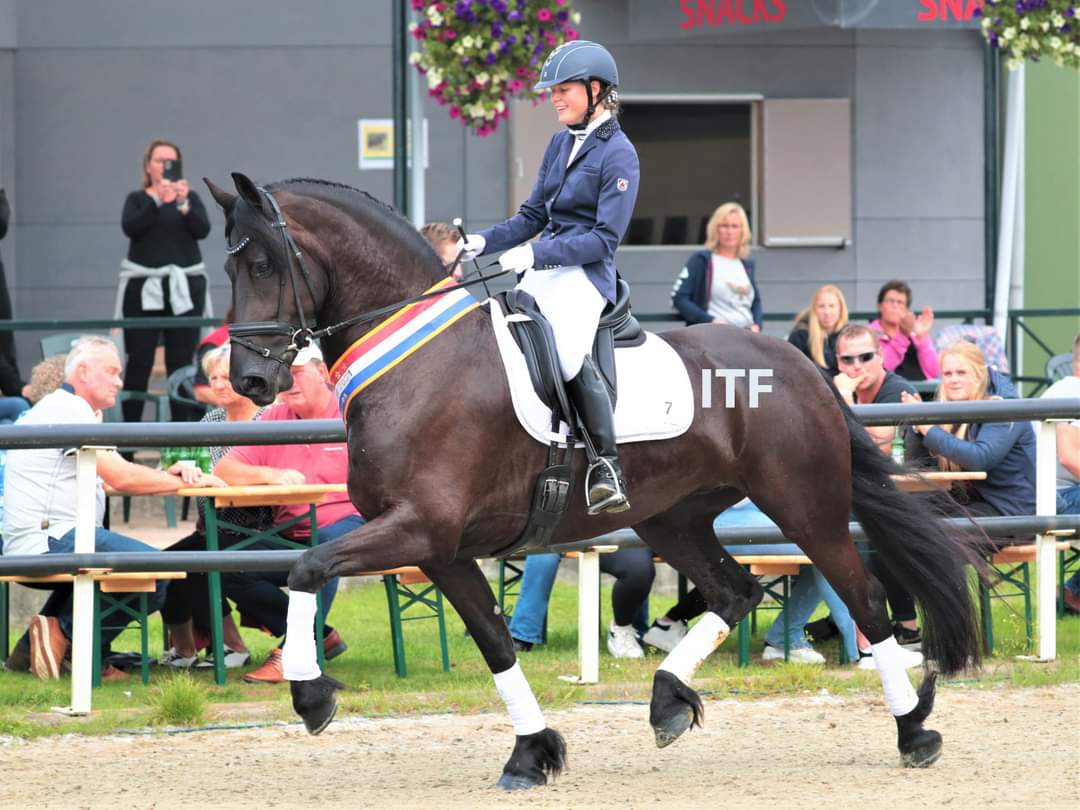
[633,497,763,748]
[749,487,943,769]
[421,558,567,791]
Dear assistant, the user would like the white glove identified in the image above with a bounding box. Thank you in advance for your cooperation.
[455,233,486,262]
[498,243,534,274]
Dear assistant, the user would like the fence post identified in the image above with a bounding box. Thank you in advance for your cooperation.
[577,551,600,684]
[62,447,108,715]
[1034,422,1058,661]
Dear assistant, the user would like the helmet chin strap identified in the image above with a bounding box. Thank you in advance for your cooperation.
[568,80,612,131]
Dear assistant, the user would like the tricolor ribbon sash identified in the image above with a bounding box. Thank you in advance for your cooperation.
[330,277,480,418]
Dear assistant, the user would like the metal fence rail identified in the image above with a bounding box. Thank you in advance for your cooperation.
[1,515,1075,577]
[0,398,1077,449]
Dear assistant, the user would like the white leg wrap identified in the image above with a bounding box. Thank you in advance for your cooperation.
[872,636,919,716]
[282,591,322,681]
[658,612,730,685]
[493,661,546,736]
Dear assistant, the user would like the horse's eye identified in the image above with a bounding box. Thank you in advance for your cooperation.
[251,260,273,279]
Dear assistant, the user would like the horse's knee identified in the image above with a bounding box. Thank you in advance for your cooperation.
[745,577,765,610]
[287,549,326,593]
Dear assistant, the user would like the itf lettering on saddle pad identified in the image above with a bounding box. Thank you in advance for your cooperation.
[330,277,480,417]
[488,301,694,446]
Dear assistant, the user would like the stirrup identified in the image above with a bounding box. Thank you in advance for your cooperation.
[585,458,631,516]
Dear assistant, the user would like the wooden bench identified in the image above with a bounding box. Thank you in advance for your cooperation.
[979,541,1074,656]
[0,570,186,686]
[356,566,449,679]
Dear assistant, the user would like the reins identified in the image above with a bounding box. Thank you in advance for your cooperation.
[227,185,511,366]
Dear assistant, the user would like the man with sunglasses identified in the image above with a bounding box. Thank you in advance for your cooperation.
[807,324,924,664]
[832,324,915,452]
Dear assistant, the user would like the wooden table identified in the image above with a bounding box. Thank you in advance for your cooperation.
[891,470,987,492]
[176,483,348,684]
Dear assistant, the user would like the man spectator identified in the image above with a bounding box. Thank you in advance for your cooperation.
[214,343,364,683]
[832,324,916,451]
[2,335,223,680]
[810,324,924,663]
[1041,333,1080,612]
[869,280,939,381]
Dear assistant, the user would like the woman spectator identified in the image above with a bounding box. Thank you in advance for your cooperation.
[671,201,762,332]
[787,284,849,376]
[869,279,938,381]
[159,345,263,668]
[117,139,211,425]
[867,340,1037,657]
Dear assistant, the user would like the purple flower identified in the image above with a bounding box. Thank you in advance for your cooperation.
[491,0,507,11]
[508,10,522,21]
[485,52,498,64]
[505,33,517,45]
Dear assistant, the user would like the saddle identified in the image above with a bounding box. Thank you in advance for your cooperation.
[492,278,644,416]
[490,279,644,557]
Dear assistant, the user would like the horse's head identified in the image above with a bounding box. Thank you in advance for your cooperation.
[205,173,331,405]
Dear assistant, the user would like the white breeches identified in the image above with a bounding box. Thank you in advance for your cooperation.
[516,265,606,381]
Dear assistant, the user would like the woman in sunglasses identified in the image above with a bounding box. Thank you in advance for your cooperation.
[788,284,849,376]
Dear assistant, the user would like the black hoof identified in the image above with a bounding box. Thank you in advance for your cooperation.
[650,670,703,749]
[896,672,942,768]
[291,674,346,735]
[900,728,943,768]
[496,728,567,790]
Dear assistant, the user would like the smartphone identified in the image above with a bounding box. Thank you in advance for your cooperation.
[162,158,183,182]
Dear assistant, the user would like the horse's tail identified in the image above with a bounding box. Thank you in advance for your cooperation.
[836,389,983,675]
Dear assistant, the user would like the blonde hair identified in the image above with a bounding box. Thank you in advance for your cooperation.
[793,285,849,369]
[420,222,457,250]
[202,344,231,378]
[141,139,182,189]
[703,202,751,258]
[25,354,68,404]
[934,340,994,471]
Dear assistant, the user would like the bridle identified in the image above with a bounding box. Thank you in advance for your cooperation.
[226,185,509,369]
[227,186,320,368]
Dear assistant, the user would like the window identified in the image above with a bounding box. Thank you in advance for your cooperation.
[619,99,755,247]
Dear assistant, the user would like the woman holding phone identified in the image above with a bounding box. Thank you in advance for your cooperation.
[117,138,212,424]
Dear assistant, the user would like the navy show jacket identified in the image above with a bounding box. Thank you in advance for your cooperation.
[479,118,639,305]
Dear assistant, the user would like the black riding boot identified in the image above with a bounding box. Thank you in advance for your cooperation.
[566,357,630,515]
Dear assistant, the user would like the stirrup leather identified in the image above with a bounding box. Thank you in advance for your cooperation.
[585,457,630,515]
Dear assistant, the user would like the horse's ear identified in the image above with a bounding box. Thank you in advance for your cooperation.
[231,172,265,211]
[203,178,236,213]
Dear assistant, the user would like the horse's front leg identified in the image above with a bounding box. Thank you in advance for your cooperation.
[422,557,567,791]
[280,506,437,734]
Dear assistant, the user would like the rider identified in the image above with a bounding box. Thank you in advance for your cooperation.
[457,40,639,515]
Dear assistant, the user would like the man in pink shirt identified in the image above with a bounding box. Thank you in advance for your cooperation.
[868,279,939,382]
[216,344,364,683]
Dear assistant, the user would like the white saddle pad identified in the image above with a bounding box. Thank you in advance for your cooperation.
[487,300,694,446]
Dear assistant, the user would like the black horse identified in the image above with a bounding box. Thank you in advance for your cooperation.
[205,173,982,788]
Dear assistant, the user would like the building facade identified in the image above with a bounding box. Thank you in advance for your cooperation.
[0,0,991,370]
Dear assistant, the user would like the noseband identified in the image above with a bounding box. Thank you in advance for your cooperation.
[227,186,319,368]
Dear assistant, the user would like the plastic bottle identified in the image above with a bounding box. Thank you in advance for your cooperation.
[890,427,906,465]
[197,445,212,474]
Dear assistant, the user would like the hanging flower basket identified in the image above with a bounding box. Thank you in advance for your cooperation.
[981,1,1080,70]
[409,0,582,136]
